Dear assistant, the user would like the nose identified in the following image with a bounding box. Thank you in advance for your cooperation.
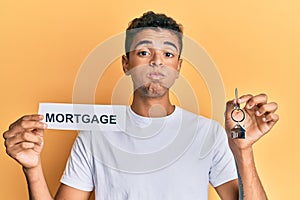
[149,50,163,67]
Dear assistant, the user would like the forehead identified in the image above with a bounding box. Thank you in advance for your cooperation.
[131,28,180,50]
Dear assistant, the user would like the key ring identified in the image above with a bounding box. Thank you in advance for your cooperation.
[231,88,246,139]
[230,108,246,123]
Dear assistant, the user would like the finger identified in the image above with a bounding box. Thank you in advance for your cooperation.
[24,114,44,121]
[245,93,268,109]
[19,120,47,130]
[32,141,44,153]
[33,128,44,137]
[9,115,43,129]
[226,94,256,111]
[263,113,280,123]
[2,129,22,139]
[6,142,42,158]
[16,131,43,146]
[4,131,43,148]
[21,114,44,121]
[268,114,279,128]
[225,99,236,119]
[226,99,235,109]
[3,130,10,139]
[5,121,47,139]
[256,102,278,116]
[18,142,36,149]
[236,94,253,105]
[3,126,44,140]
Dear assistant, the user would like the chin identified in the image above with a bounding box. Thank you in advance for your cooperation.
[139,86,168,98]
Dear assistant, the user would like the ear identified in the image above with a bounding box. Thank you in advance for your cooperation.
[177,58,183,71]
[122,55,130,75]
[176,58,183,78]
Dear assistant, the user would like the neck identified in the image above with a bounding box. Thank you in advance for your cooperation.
[130,91,175,117]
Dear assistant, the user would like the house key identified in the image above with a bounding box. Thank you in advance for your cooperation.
[231,88,246,139]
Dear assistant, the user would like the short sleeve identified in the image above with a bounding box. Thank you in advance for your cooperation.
[209,124,238,187]
[60,131,94,191]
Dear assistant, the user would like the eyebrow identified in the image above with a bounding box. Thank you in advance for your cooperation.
[133,40,152,50]
[164,41,178,51]
[133,40,179,52]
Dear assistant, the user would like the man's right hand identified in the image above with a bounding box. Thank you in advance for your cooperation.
[3,115,47,169]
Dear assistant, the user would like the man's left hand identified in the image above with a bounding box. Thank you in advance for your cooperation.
[225,93,279,152]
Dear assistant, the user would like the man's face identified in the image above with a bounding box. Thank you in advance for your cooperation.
[122,28,183,98]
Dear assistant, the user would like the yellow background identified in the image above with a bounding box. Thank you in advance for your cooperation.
[1,0,299,199]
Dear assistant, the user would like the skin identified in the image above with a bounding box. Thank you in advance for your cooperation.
[3,28,279,200]
[122,28,183,117]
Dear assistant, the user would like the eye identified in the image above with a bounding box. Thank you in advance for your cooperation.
[164,52,174,58]
[138,50,150,56]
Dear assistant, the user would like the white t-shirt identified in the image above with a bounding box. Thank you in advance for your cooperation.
[61,106,237,200]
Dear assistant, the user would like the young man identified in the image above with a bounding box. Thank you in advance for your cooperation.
[3,11,279,200]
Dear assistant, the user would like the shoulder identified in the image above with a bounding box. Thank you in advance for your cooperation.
[71,131,94,154]
[176,107,228,158]
[76,130,92,143]
[177,106,223,132]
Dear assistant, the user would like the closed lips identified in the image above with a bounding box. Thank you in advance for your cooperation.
[147,72,165,80]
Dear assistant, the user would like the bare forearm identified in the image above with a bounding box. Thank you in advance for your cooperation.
[234,148,267,200]
[23,164,53,200]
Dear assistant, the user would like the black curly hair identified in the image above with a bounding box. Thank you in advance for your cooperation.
[125,11,183,58]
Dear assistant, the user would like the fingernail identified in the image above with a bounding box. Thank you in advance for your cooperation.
[43,123,48,129]
[262,117,267,122]
[256,111,260,116]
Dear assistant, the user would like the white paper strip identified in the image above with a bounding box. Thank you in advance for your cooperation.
[38,103,126,131]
